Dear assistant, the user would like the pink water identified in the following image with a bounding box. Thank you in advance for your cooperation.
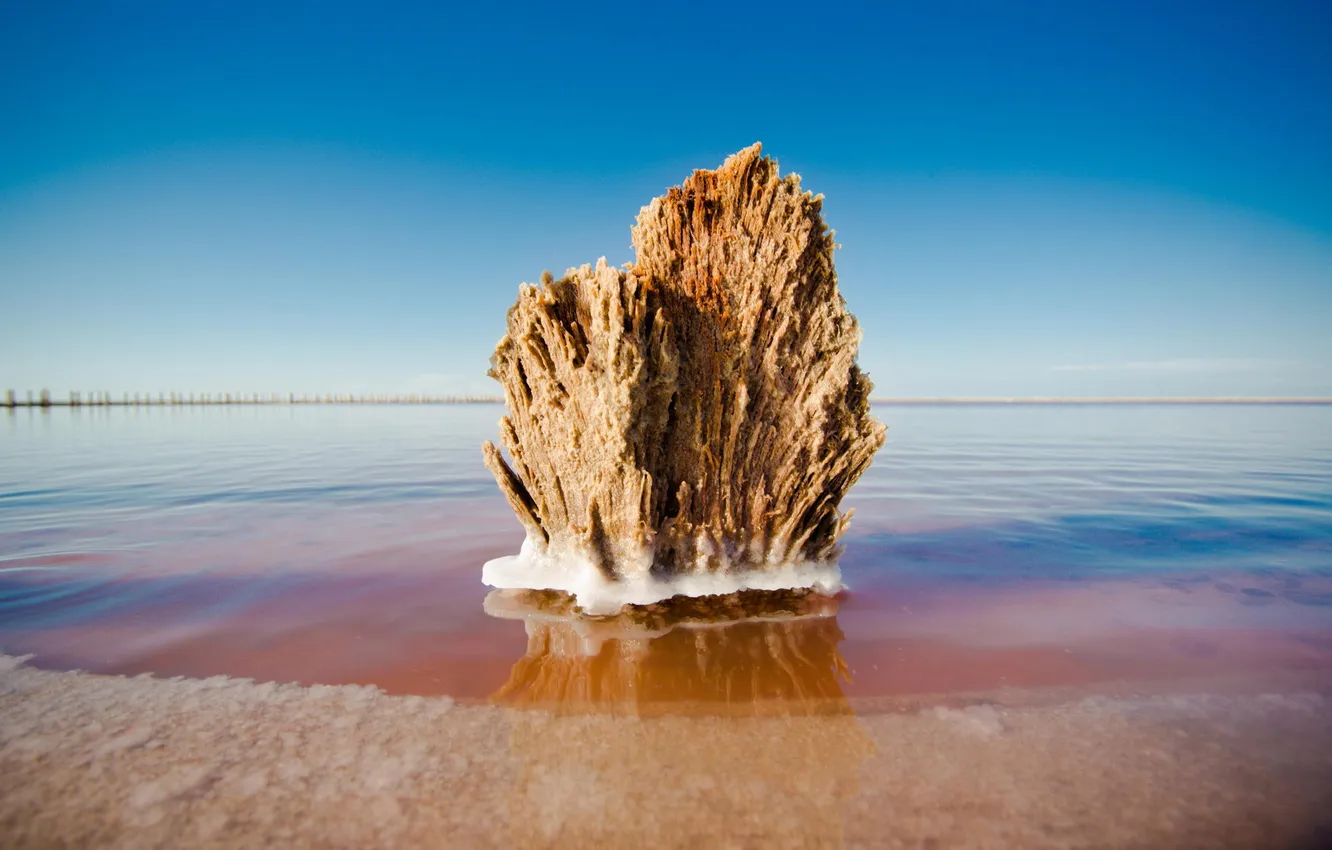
[2,403,1331,708]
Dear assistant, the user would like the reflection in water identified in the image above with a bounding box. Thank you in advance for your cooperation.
[486,588,855,716]
[487,589,876,848]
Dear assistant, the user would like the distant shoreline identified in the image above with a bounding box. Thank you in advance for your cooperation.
[3,394,1331,408]
[1,392,503,408]
[868,397,1332,405]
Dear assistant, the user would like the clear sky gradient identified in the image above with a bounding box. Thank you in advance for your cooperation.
[2,0,1330,398]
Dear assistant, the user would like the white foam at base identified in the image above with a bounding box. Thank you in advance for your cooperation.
[481,537,843,615]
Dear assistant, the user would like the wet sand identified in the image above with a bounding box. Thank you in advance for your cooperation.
[3,652,1331,849]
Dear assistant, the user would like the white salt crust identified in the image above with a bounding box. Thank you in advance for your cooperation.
[482,537,843,615]
[4,652,1331,849]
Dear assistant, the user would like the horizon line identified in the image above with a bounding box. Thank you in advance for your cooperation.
[4,391,1332,407]
[867,397,1332,404]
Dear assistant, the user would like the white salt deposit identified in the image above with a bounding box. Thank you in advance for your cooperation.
[930,704,1007,738]
[481,537,844,614]
[4,652,1332,847]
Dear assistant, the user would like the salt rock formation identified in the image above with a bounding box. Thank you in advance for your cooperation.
[482,144,886,612]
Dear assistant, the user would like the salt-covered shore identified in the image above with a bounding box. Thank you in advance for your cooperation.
[2,653,1330,849]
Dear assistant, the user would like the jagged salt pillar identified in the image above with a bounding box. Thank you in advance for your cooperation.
[482,144,886,613]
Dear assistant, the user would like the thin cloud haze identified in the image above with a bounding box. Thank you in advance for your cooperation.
[1048,358,1284,374]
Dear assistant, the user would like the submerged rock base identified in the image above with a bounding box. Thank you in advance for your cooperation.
[482,144,886,608]
[486,587,850,716]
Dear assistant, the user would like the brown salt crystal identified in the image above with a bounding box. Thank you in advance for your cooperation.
[482,144,885,598]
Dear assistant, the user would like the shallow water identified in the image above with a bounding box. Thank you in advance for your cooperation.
[2,403,1330,710]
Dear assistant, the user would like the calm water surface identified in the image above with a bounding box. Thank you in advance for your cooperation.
[2,403,1331,709]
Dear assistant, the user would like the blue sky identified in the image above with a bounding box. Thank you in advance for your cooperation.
[2,0,1330,398]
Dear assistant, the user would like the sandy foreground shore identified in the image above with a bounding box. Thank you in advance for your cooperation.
[2,652,1331,850]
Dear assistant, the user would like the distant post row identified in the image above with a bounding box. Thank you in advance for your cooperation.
[2,390,504,407]
[5,390,1330,407]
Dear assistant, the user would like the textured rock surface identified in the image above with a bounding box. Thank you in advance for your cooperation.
[483,144,886,592]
